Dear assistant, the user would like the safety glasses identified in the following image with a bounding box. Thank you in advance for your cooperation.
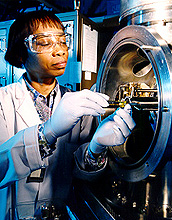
[24,32,71,53]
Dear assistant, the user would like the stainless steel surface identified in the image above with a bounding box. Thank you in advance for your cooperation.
[120,0,172,45]
[96,24,172,182]
[92,1,172,218]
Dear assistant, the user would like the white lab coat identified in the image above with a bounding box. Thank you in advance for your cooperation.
[0,75,106,219]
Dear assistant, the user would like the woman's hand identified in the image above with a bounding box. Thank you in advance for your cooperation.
[88,104,136,154]
[43,89,109,144]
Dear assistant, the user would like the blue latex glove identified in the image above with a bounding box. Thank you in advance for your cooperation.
[88,104,136,154]
[43,89,109,144]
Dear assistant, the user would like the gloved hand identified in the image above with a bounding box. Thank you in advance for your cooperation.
[43,89,109,144]
[88,104,136,154]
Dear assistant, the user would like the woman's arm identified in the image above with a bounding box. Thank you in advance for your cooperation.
[0,113,47,189]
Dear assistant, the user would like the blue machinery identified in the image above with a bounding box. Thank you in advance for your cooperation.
[75,1,172,219]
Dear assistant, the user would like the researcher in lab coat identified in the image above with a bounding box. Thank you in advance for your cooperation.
[0,10,135,220]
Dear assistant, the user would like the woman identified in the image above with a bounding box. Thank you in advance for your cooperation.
[0,10,135,219]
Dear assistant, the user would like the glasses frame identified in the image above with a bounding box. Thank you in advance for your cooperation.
[24,31,71,53]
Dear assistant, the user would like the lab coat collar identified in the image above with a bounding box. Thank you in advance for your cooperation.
[15,74,41,127]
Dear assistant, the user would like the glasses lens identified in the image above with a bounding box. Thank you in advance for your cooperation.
[29,33,71,53]
[32,35,54,53]
[64,34,71,49]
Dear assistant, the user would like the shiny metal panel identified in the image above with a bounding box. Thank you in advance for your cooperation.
[96,25,172,182]
[120,0,172,45]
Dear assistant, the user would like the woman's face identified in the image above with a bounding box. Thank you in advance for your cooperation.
[24,23,68,82]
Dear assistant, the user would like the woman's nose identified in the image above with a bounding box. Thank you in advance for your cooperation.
[51,43,67,57]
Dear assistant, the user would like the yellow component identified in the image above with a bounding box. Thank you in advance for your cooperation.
[119,101,126,108]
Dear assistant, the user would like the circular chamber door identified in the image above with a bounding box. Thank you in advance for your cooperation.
[96,25,172,182]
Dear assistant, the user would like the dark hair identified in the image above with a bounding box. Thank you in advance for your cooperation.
[5,10,64,68]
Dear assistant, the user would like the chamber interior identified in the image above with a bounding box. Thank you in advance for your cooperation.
[102,44,158,166]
